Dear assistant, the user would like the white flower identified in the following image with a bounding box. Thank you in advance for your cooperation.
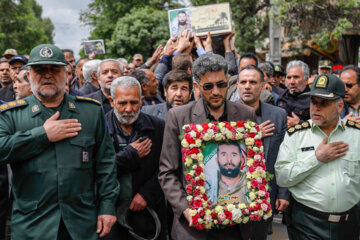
[189,209,197,216]
[190,131,197,138]
[252,146,259,152]
[207,129,214,135]
[254,133,262,139]
[249,122,255,127]
[215,206,224,213]
[181,139,189,148]
[215,133,222,141]
[249,192,257,200]
[204,214,212,222]
[218,212,226,221]
[182,124,190,130]
[195,139,202,147]
[242,217,249,224]
[247,158,254,166]
[261,203,268,211]
[185,157,193,167]
[223,219,230,225]
[191,154,197,159]
[250,127,257,133]
[239,203,246,209]
[203,133,211,141]
[254,155,261,161]
[258,210,264,216]
[227,204,235,211]
[199,186,206,194]
[236,127,245,133]
[245,138,254,146]
[235,133,243,140]
[186,196,193,202]
[258,191,266,197]
[244,123,251,129]
[230,122,236,127]
[189,170,195,176]
[218,122,226,129]
[200,173,206,180]
[198,218,203,224]
[220,127,227,134]
[226,132,233,139]
[196,125,203,132]
[231,209,242,221]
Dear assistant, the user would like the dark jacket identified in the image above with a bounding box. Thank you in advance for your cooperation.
[0,84,15,102]
[141,102,168,121]
[277,86,311,122]
[106,110,167,238]
[79,82,99,95]
[86,89,112,114]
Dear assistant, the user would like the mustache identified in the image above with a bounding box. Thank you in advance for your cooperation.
[223,163,236,168]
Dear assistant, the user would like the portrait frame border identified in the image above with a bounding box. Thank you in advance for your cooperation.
[180,121,272,230]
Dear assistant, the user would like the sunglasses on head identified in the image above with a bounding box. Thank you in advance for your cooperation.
[345,83,358,89]
[200,81,228,91]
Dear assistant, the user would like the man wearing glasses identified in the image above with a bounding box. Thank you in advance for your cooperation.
[339,65,360,123]
[159,54,256,240]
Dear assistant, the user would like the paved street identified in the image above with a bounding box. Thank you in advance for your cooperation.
[267,213,289,240]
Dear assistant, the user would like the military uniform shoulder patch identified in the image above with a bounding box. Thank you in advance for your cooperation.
[0,100,28,113]
[346,120,360,130]
[75,96,101,105]
[287,121,310,136]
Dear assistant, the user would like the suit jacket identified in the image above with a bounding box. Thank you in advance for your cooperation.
[259,102,290,212]
[158,100,256,240]
[0,83,15,102]
[141,102,168,121]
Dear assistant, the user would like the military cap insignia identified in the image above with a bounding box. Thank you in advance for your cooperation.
[39,47,53,58]
[287,121,311,135]
[75,96,101,105]
[315,75,328,88]
[346,120,360,130]
[0,100,28,113]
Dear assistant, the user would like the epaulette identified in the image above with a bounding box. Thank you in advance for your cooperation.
[0,100,28,113]
[346,120,360,130]
[287,121,310,136]
[75,96,101,105]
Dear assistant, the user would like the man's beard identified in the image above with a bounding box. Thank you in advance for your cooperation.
[178,21,186,26]
[219,163,241,178]
[114,107,140,125]
[30,79,65,102]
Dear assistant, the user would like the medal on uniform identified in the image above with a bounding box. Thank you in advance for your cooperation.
[82,150,89,163]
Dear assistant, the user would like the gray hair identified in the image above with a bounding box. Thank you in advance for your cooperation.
[110,76,142,100]
[83,60,101,82]
[117,58,128,65]
[286,60,309,80]
[97,59,124,75]
[192,54,228,83]
[258,62,274,77]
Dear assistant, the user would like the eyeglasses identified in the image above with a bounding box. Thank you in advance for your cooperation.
[200,81,228,91]
[345,83,358,89]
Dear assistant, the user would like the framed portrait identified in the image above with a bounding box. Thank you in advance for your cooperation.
[181,121,272,230]
[83,39,105,55]
[190,2,232,37]
[168,8,193,39]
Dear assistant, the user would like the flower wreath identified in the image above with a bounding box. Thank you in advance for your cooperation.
[180,121,272,230]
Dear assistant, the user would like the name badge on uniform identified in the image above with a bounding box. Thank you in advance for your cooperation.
[301,146,315,152]
[82,151,89,163]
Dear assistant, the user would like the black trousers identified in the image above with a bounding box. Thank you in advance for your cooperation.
[291,203,359,240]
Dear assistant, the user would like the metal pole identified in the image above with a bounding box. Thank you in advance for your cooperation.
[269,0,282,64]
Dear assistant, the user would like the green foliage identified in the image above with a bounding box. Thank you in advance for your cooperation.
[107,7,169,60]
[190,0,270,53]
[274,0,360,51]
[80,0,183,58]
[0,0,54,54]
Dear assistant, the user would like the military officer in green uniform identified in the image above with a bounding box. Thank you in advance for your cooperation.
[0,44,120,239]
[275,74,360,239]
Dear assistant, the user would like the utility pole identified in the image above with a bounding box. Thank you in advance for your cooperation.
[269,0,281,64]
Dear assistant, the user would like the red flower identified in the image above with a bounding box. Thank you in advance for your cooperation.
[196,131,201,138]
[247,149,256,158]
[236,121,245,128]
[224,210,232,220]
[186,185,192,194]
[195,224,204,230]
[190,123,197,131]
[185,174,192,182]
[191,148,199,154]
[225,123,232,130]
[211,212,218,219]
[255,124,260,132]
[195,166,203,176]
[202,194,208,201]
[187,138,195,144]
[202,123,209,131]
[184,133,191,140]
[193,189,200,197]
[255,139,262,147]
[248,166,255,173]
[198,179,205,186]
[192,214,199,223]
[258,184,266,191]
[251,180,258,188]
[248,132,256,138]
[193,200,203,208]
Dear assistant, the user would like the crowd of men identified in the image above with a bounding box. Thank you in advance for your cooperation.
[0,29,359,240]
